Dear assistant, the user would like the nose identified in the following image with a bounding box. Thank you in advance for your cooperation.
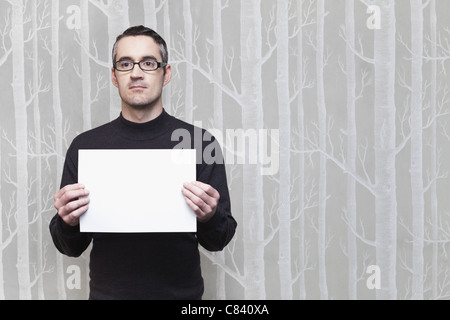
[130,62,144,78]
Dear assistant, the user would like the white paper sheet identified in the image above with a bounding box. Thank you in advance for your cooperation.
[78,149,197,233]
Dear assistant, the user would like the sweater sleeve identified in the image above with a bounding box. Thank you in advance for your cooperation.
[49,215,92,257]
[196,134,237,251]
[49,143,93,257]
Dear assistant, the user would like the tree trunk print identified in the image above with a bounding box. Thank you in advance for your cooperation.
[410,0,425,300]
[345,0,358,300]
[89,0,130,120]
[32,0,44,300]
[296,0,313,300]
[51,0,67,300]
[212,0,224,134]
[11,0,32,300]
[212,0,226,300]
[240,0,265,299]
[108,0,129,120]
[373,1,397,300]
[277,0,292,300]
[144,0,157,30]
[316,0,328,300]
[0,140,18,299]
[429,0,439,300]
[80,0,92,131]
[183,0,194,123]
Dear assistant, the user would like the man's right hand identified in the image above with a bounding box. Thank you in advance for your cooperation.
[54,183,90,227]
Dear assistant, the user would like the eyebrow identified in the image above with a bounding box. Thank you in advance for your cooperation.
[116,55,158,61]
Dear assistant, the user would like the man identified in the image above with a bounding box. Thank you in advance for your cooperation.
[49,26,237,300]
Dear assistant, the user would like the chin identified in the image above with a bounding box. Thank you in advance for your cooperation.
[127,106,152,113]
[127,101,160,111]
[126,98,154,109]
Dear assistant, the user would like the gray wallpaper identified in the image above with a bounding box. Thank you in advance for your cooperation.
[0,0,449,300]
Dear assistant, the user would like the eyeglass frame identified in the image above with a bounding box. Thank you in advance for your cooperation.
[113,58,168,72]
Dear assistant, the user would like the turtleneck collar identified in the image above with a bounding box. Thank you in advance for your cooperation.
[114,108,172,141]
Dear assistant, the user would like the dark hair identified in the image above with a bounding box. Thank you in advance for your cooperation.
[112,25,168,65]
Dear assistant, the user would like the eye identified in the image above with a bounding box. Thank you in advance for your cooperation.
[118,60,133,68]
[142,60,157,68]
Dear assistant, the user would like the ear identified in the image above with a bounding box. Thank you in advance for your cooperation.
[111,68,119,88]
[163,64,172,87]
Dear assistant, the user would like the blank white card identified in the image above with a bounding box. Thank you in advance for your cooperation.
[78,149,196,233]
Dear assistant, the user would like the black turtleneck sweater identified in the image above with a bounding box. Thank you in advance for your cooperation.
[49,110,237,300]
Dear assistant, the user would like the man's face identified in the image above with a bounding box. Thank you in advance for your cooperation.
[111,35,171,112]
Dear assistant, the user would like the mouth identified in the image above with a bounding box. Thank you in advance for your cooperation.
[129,84,147,90]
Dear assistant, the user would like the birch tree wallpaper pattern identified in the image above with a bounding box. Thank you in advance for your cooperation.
[0,0,449,300]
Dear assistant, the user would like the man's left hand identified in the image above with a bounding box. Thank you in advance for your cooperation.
[182,181,220,223]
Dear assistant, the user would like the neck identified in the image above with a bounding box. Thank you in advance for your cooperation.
[121,104,163,123]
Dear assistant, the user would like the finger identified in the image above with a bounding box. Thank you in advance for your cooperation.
[62,196,90,214]
[184,196,210,222]
[55,187,90,210]
[183,182,219,208]
[58,196,90,218]
[63,204,89,226]
[182,187,211,214]
[54,183,85,201]
[191,181,220,199]
[184,196,199,213]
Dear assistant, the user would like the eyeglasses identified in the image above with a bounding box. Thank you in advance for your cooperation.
[114,59,167,72]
